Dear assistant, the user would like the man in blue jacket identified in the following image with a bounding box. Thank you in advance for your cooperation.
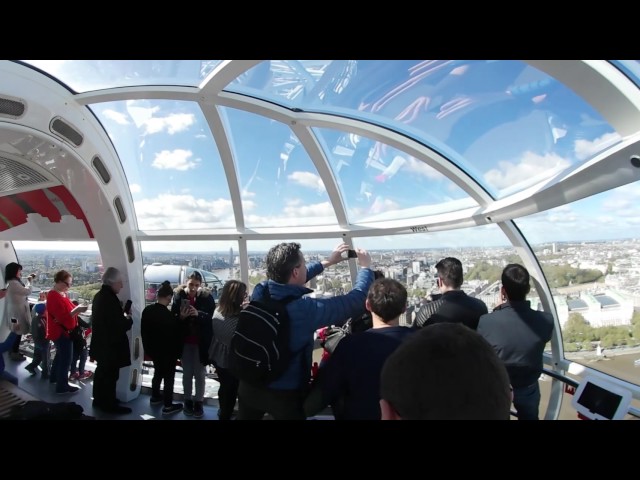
[237,242,374,420]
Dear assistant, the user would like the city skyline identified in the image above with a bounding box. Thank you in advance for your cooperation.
[12,234,639,254]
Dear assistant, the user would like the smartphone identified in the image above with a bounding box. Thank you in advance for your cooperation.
[10,318,17,324]
[123,299,132,315]
[181,299,190,310]
[347,249,357,258]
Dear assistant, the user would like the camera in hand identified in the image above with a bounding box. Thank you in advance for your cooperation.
[342,249,357,259]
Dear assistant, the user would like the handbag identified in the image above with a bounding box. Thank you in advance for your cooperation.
[320,320,352,355]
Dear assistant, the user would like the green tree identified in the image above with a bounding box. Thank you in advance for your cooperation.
[466,262,503,283]
[562,312,593,342]
[72,282,101,302]
[564,342,580,352]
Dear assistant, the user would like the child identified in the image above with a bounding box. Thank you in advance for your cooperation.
[69,300,93,381]
[1,322,22,385]
[25,298,51,378]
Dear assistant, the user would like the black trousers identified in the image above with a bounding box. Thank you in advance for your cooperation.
[10,335,21,353]
[93,360,121,408]
[151,355,178,407]
[216,366,239,420]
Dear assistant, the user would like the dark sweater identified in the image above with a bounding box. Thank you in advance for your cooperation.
[413,290,488,330]
[316,326,415,420]
[477,300,554,388]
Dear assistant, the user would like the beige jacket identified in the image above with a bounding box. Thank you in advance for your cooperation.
[5,278,32,335]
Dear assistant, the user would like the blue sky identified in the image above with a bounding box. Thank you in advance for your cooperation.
[15,60,638,252]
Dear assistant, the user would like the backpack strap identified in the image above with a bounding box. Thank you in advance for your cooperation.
[261,282,308,382]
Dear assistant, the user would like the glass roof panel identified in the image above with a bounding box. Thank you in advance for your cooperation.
[91,99,235,230]
[22,60,221,92]
[313,127,476,223]
[228,60,621,199]
[611,60,640,88]
[515,179,640,387]
[219,107,338,228]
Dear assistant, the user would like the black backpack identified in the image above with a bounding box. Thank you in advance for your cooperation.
[6,401,94,420]
[230,283,298,386]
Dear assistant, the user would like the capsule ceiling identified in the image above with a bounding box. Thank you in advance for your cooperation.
[15,60,640,242]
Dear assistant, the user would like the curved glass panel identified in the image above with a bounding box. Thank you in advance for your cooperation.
[219,107,338,228]
[352,225,529,311]
[247,238,346,293]
[22,60,221,92]
[312,127,477,223]
[92,100,234,230]
[515,180,640,387]
[611,60,640,88]
[229,60,620,199]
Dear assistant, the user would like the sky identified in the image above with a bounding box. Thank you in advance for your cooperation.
[14,60,639,253]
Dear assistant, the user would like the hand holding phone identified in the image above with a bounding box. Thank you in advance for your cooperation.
[341,249,358,259]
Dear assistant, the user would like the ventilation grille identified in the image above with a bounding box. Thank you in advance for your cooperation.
[0,156,49,193]
[92,156,111,184]
[114,197,126,223]
[50,117,83,147]
[125,236,135,263]
[0,95,26,119]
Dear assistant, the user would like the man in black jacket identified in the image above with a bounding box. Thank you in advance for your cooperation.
[412,257,487,330]
[477,264,554,420]
[90,267,133,415]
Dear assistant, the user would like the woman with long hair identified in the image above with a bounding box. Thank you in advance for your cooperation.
[46,270,88,394]
[209,280,247,420]
[4,262,33,362]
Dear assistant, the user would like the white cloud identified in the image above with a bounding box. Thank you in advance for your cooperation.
[369,197,400,214]
[288,171,326,193]
[14,240,98,252]
[243,202,337,227]
[126,103,160,129]
[134,194,237,229]
[595,215,615,225]
[483,151,570,191]
[283,201,334,217]
[402,158,445,180]
[144,113,195,135]
[103,109,130,125]
[152,149,199,171]
[129,184,141,194]
[574,132,621,161]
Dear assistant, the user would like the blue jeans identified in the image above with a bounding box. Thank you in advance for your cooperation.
[51,335,73,393]
[27,340,50,376]
[513,381,541,420]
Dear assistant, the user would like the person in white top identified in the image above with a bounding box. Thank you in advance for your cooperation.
[4,262,33,361]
